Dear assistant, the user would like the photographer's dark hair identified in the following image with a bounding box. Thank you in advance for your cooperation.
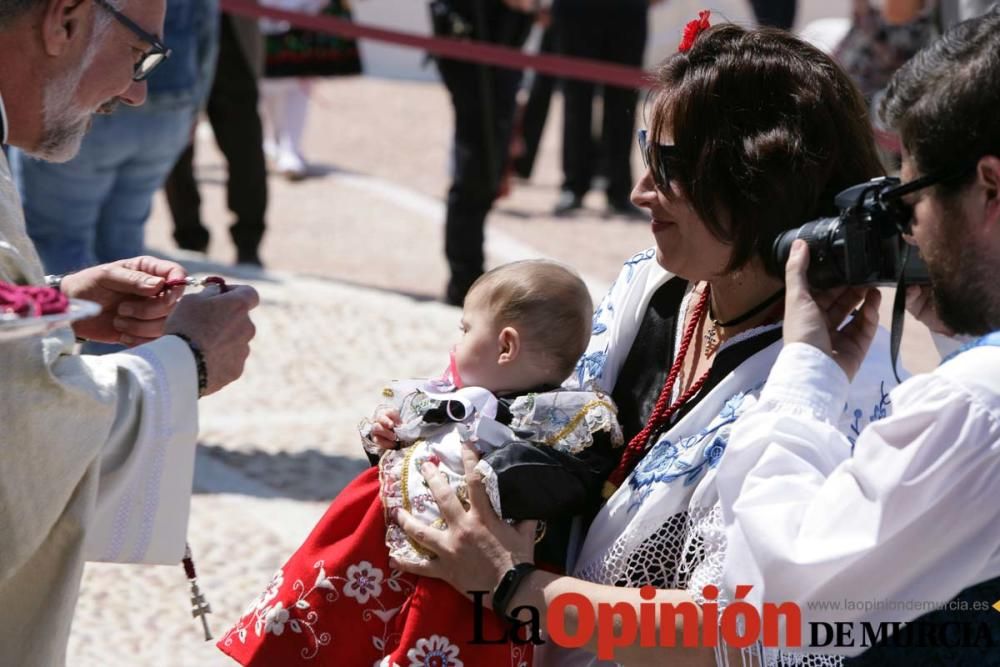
[880,8,1000,191]
[648,24,884,275]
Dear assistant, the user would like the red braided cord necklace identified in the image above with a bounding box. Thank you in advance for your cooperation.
[603,285,713,497]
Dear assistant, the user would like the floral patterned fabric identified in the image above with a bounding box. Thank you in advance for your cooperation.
[218,467,531,666]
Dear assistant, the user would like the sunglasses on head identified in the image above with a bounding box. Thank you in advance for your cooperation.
[93,0,171,82]
[638,129,679,193]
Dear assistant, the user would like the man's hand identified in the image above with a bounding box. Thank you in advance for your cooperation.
[905,285,954,336]
[393,445,537,603]
[61,256,186,345]
[369,408,402,450]
[165,285,259,396]
[783,240,882,380]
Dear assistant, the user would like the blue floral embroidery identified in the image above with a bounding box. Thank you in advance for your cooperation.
[870,381,890,421]
[575,349,608,386]
[591,305,608,336]
[624,392,750,512]
[846,380,892,452]
[623,248,656,283]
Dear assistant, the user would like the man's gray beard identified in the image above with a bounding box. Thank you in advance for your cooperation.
[33,63,92,163]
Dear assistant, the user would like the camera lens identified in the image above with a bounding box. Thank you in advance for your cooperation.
[772,217,844,288]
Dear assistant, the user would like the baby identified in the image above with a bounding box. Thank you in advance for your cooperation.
[219,260,622,667]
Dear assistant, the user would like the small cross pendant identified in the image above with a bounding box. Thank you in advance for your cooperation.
[189,579,213,641]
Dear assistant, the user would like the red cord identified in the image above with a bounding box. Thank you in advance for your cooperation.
[604,286,712,494]
[0,281,69,317]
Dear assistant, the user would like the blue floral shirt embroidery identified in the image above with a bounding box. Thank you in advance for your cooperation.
[624,391,755,512]
[571,250,657,387]
[845,380,891,451]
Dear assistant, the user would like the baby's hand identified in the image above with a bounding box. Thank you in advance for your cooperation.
[370,408,402,450]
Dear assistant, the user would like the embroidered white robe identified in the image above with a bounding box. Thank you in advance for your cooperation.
[0,150,199,666]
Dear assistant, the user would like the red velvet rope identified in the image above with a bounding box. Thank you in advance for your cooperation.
[0,281,69,318]
[605,287,712,494]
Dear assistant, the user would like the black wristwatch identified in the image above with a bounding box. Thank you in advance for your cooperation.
[492,562,537,622]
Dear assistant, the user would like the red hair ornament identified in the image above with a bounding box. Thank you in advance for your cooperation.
[678,10,711,53]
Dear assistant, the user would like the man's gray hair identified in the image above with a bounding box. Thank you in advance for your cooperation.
[0,0,123,30]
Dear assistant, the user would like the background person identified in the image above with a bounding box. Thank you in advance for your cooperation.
[429,0,535,306]
[550,0,650,218]
[165,8,269,266]
[258,0,360,181]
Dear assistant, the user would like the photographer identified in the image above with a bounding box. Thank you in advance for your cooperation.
[718,9,1000,664]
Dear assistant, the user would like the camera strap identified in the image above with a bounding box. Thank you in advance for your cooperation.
[889,245,912,384]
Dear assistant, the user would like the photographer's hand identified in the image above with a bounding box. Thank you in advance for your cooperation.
[905,285,955,336]
[784,240,882,381]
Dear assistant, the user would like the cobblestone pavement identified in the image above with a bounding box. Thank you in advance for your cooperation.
[67,76,939,666]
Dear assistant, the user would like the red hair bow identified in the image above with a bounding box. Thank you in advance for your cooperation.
[678,10,711,53]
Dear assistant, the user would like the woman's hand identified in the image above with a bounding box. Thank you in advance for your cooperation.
[783,240,882,381]
[393,445,537,605]
[368,408,402,450]
[61,256,187,345]
[905,285,954,336]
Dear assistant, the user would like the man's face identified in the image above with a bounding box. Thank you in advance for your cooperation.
[901,153,993,335]
[36,0,166,162]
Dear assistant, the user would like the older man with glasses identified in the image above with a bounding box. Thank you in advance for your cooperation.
[0,1,259,665]
[7,0,217,282]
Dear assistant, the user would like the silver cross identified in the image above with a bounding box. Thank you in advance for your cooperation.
[189,579,213,641]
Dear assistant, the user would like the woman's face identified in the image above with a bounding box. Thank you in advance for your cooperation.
[630,130,734,282]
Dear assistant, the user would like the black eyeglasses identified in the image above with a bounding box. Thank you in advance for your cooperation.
[880,160,980,234]
[638,129,679,193]
[93,0,171,81]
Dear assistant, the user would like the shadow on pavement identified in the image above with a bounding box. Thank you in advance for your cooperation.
[194,443,369,503]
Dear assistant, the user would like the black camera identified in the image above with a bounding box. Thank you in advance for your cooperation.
[773,177,930,288]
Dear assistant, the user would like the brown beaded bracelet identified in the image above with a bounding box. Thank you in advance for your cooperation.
[172,333,208,398]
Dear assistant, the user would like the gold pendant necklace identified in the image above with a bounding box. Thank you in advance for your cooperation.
[703,319,720,358]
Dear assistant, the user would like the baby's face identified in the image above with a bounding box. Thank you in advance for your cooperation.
[452,290,506,391]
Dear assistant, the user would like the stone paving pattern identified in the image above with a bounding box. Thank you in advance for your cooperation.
[68,75,938,666]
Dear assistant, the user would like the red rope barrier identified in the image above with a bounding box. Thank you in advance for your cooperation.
[220,0,652,89]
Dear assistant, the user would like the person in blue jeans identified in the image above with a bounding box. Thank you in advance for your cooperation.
[8,0,219,275]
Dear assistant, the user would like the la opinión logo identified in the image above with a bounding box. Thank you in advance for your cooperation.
[470,584,802,661]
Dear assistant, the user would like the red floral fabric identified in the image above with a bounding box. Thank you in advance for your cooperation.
[219,467,531,666]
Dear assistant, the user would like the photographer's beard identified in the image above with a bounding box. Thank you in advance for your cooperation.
[925,204,998,336]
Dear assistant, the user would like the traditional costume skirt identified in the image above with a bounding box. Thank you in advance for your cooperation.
[263,1,362,78]
[218,466,531,667]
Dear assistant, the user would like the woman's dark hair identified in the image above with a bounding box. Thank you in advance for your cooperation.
[648,24,884,275]
[880,8,1000,192]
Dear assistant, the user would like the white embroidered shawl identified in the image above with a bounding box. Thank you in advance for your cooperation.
[542,250,897,667]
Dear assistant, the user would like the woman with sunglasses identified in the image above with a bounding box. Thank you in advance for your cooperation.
[391,19,902,666]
